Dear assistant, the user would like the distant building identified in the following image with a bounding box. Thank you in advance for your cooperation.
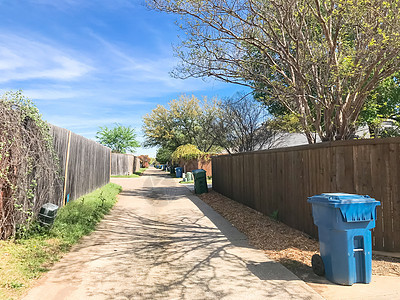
[268,132,320,149]
[265,126,371,150]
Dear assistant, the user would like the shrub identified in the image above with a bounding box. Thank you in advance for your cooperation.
[171,144,204,163]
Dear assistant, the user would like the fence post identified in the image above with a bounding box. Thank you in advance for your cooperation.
[62,130,72,206]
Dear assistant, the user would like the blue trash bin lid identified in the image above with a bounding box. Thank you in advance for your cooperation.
[308,193,381,222]
[308,193,376,204]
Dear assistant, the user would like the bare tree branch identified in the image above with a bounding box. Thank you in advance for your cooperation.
[148,0,400,142]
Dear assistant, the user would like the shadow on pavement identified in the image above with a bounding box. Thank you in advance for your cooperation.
[74,169,320,299]
[120,183,252,249]
[45,204,311,299]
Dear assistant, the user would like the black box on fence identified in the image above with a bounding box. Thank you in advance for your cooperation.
[38,203,59,226]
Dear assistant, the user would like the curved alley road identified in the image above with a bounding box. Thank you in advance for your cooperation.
[23,168,322,300]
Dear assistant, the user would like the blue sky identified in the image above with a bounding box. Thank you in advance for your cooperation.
[0,0,244,157]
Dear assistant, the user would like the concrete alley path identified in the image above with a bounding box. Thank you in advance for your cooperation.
[24,168,322,299]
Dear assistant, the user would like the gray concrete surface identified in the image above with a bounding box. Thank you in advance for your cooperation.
[23,168,321,299]
[308,275,400,300]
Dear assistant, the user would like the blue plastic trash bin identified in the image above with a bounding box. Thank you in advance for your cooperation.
[175,167,183,178]
[308,193,380,285]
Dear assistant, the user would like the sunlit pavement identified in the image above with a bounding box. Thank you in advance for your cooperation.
[23,168,322,299]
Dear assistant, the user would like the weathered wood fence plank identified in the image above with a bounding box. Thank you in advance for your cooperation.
[111,153,138,176]
[50,125,111,204]
[212,137,400,252]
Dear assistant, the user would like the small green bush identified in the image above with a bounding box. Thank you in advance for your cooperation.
[171,144,204,163]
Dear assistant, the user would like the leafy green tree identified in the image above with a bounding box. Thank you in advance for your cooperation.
[142,95,221,152]
[359,72,400,137]
[149,0,400,143]
[156,146,174,164]
[96,124,140,153]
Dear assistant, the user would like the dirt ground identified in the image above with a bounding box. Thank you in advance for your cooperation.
[198,190,400,283]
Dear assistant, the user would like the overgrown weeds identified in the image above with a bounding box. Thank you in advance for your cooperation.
[0,91,62,239]
[0,182,121,300]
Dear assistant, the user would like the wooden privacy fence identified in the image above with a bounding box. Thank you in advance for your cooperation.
[1,124,115,238]
[178,157,212,177]
[51,125,111,205]
[212,137,400,252]
[111,153,140,176]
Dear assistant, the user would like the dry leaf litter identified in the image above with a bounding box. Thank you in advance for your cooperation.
[198,190,400,281]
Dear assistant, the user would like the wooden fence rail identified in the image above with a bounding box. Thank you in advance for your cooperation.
[212,137,400,252]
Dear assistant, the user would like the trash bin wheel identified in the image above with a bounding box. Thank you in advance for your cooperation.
[311,254,325,276]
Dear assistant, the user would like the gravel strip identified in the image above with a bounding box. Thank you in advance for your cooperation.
[198,190,400,281]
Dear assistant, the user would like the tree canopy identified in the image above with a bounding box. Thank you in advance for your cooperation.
[149,0,400,143]
[96,124,140,153]
[144,93,284,154]
[142,95,220,152]
[156,146,173,164]
[359,71,400,137]
[208,94,278,153]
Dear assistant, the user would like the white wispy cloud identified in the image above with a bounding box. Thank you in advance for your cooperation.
[46,114,144,137]
[23,88,89,100]
[88,32,220,96]
[46,115,136,129]
[0,33,93,83]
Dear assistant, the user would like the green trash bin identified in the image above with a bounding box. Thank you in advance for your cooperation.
[192,169,208,194]
[170,165,176,175]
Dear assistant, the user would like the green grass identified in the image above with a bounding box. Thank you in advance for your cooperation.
[0,182,122,300]
[179,179,212,184]
[111,174,140,178]
[179,180,194,184]
[111,167,147,178]
[136,168,147,175]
